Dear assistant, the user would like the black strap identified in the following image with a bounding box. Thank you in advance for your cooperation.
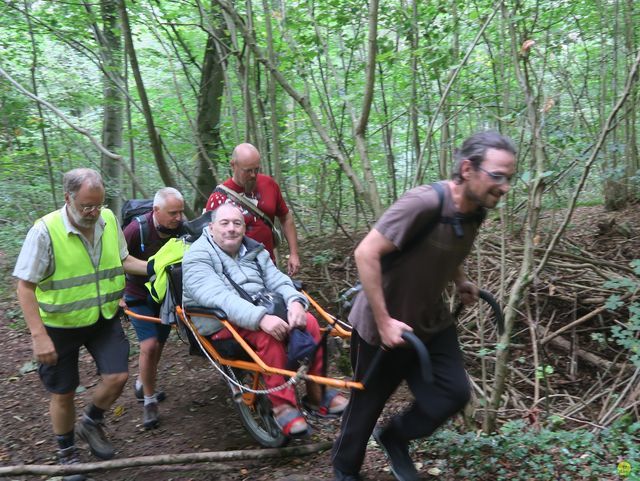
[381,182,445,270]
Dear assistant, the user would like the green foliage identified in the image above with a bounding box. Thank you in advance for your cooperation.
[603,261,640,367]
[421,420,640,480]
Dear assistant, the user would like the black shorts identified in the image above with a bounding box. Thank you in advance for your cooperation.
[38,316,130,394]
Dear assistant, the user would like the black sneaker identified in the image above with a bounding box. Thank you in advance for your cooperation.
[57,446,87,481]
[76,416,115,460]
[143,402,159,429]
[134,384,167,403]
[373,427,420,481]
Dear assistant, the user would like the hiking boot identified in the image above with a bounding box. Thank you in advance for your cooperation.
[76,416,115,460]
[143,402,159,429]
[57,446,87,481]
[373,426,420,481]
[134,384,166,403]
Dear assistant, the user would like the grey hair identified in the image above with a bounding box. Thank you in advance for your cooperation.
[63,168,104,196]
[210,201,245,224]
[153,187,183,208]
[451,131,517,182]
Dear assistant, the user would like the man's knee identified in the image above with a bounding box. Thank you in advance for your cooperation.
[102,371,128,389]
[51,391,76,406]
[139,337,160,356]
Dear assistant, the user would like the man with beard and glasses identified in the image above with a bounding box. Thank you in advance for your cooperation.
[123,187,185,429]
[205,143,301,276]
[332,131,517,481]
[14,168,147,479]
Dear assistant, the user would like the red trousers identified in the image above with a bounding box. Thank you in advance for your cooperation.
[211,312,323,407]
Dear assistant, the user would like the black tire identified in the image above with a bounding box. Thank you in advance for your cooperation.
[227,368,289,448]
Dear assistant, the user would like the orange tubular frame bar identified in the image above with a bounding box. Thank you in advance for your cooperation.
[124,299,364,391]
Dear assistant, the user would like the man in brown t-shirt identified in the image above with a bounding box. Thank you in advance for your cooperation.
[332,131,517,481]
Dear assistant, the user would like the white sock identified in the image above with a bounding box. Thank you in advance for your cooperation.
[135,378,143,391]
[144,394,158,406]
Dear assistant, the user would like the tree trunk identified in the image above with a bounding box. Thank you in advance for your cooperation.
[261,0,282,184]
[194,3,225,212]
[485,2,548,433]
[118,0,184,206]
[99,0,124,213]
[23,0,57,208]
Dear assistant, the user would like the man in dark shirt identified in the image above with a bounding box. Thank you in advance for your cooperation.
[124,187,185,429]
[332,131,517,481]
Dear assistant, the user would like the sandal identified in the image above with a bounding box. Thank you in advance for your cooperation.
[273,405,308,436]
[303,389,349,417]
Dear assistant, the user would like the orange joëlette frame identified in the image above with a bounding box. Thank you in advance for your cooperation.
[124,292,365,392]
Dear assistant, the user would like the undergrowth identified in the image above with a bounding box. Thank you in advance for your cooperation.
[417,418,639,480]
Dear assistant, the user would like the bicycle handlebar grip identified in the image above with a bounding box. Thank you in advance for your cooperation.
[453,290,505,337]
[361,332,433,388]
[401,331,433,384]
[478,290,504,336]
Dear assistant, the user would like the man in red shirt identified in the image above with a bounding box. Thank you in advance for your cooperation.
[205,143,301,276]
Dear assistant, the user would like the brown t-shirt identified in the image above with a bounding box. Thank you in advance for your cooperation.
[349,181,483,345]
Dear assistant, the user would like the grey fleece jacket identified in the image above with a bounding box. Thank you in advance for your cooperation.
[182,228,307,336]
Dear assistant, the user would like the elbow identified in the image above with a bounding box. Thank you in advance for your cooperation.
[354,242,369,265]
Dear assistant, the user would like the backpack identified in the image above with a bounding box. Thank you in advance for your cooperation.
[381,181,487,269]
[121,199,154,253]
[346,182,486,303]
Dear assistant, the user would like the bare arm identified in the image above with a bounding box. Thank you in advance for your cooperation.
[122,255,147,276]
[17,280,58,365]
[279,212,300,276]
[354,229,413,347]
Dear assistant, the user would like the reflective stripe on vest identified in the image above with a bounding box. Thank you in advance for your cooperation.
[36,208,125,328]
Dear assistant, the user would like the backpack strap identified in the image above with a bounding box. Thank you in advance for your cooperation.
[398,181,445,252]
[440,210,486,238]
[135,215,150,253]
[381,182,445,271]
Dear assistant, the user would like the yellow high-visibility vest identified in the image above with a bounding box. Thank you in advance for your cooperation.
[36,208,125,328]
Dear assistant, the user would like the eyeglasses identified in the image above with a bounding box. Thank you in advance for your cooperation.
[239,166,260,175]
[477,166,512,185]
[79,204,106,213]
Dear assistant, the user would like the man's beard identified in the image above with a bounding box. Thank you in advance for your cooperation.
[243,179,257,193]
[67,204,99,229]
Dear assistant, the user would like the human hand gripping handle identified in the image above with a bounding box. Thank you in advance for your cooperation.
[361,331,433,387]
[455,278,479,306]
[378,316,413,349]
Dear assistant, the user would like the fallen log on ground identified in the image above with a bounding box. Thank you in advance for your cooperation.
[0,442,333,476]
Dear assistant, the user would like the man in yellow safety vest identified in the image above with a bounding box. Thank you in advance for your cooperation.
[14,168,147,478]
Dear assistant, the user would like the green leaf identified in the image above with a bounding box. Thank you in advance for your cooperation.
[605,294,623,311]
[19,360,39,375]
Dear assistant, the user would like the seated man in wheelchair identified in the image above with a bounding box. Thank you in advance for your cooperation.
[182,203,347,436]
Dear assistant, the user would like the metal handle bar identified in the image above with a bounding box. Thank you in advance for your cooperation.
[361,331,433,388]
[454,289,504,336]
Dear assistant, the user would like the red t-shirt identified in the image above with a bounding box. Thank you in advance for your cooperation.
[205,174,289,257]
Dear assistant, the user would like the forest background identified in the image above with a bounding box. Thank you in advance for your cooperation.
[0,0,639,479]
